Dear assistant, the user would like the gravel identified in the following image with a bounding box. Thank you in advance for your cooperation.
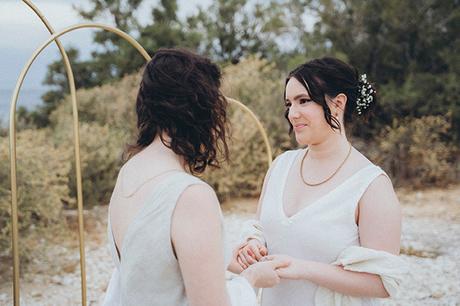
[0,189,459,306]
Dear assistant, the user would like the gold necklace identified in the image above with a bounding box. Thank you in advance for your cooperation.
[300,142,352,186]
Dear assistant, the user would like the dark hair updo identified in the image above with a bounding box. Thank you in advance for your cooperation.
[284,57,377,133]
[125,48,229,174]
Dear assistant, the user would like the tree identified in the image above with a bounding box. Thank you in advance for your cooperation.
[137,0,201,55]
[35,48,102,127]
[187,0,287,64]
[38,0,200,126]
[304,0,460,139]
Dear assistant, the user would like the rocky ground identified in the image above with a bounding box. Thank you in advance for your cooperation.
[0,186,459,306]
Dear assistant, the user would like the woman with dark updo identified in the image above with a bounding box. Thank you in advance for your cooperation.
[102,48,289,306]
[234,57,406,306]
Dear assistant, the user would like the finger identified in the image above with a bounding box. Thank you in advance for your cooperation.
[260,255,272,262]
[237,241,249,250]
[233,265,244,274]
[263,255,275,261]
[276,267,287,278]
[242,249,257,264]
[239,251,249,267]
[237,255,247,269]
[233,242,249,255]
[259,246,268,256]
[271,259,291,269]
[250,245,263,261]
[239,250,250,267]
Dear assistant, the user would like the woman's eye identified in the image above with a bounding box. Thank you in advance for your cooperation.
[299,98,312,104]
[284,102,291,107]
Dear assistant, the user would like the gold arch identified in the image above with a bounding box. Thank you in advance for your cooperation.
[9,22,148,306]
[20,1,87,305]
[10,6,273,306]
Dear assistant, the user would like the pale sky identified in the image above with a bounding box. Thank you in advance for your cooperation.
[0,0,212,91]
[0,0,310,121]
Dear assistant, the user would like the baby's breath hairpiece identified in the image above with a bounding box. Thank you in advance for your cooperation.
[356,74,375,115]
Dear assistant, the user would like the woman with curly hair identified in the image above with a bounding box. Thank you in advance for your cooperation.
[102,48,289,306]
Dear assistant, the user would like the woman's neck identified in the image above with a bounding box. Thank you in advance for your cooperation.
[143,134,187,171]
[307,133,350,161]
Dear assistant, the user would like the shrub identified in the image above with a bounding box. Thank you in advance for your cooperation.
[372,115,458,187]
[49,73,140,132]
[49,73,138,208]
[0,129,70,259]
[53,123,129,209]
[221,56,292,152]
[203,57,292,200]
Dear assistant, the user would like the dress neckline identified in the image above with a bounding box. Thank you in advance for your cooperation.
[108,170,187,265]
[280,149,375,221]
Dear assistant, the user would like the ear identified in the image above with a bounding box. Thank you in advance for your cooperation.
[333,93,347,113]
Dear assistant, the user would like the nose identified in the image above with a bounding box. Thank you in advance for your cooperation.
[288,104,300,121]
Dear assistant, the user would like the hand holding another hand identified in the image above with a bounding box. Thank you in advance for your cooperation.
[261,254,307,280]
[240,258,290,288]
[237,239,268,269]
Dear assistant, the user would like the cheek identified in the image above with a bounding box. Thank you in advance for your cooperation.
[307,106,327,127]
[316,114,331,130]
[288,105,315,122]
[288,103,328,130]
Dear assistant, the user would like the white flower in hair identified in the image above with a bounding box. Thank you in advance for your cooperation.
[356,74,375,115]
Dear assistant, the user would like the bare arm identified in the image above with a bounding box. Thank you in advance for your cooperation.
[172,184,290,305]
[172,184,232,306]
[275,174,402,298]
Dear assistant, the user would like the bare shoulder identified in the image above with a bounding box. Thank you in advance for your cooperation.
[361,169,400,211]
[172,182,223,251]
[179,182,218,202]
[367,172,396,194]
[359,171,401,253]
[175,182,221,216]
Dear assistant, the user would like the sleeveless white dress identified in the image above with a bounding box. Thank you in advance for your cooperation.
[259,149,388,306]
[102,171,256,306]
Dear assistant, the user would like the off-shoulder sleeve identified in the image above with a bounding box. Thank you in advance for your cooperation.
[315,246,408,306]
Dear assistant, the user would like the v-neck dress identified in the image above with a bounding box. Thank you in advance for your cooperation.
[259,149,387,306]
[102,171,257,306]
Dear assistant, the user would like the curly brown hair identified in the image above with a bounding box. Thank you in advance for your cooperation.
[124,48,229,174]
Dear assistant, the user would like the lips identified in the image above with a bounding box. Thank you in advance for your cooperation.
[293,124,307,131]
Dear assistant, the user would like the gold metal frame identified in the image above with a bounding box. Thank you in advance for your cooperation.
[9,2,273,305]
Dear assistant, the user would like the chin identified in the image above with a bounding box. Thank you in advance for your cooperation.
[295,134,310,147]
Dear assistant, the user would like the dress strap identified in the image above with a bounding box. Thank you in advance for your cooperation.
[107,172,206,267]
[355,165,388,200]
[343,165,389,215]
[267,149,302,193]
[138,172,206,218]
[259,149,302,222]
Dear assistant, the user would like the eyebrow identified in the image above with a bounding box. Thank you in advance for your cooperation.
[285,93,310,102]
